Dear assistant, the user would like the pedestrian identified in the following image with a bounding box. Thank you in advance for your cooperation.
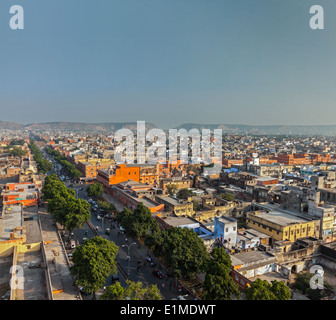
[162,283,165,290]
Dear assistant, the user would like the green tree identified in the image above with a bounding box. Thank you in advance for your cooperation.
[202,247,240,300]
[6,146,27,157]
[30,141,52,174]
[176,188,194,200]
[144,224,164,256]
[219,193,235,201]
[244,278,291,300]
[9,139,25,146]
[63,198,91,236]
[117,203,158,239]
[162,227,210,278]
[98,200,116,214]
[100,280,161,300]
[166,183,178,196]
[244,278,276,300]
[292,272,332,300]
[87,182,104,198]
[71,237,118,300]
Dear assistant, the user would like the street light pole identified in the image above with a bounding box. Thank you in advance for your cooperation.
[122,242,136,276]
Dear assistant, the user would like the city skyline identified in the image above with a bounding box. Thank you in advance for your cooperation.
[1,0,336,128]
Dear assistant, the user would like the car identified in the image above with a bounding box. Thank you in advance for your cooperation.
[112,274,119,283]
[79,287,91,296]
[70,240,76,249]
[152,269,165,279]
[97,215,102,220]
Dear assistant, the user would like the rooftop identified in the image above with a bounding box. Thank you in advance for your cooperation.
[248,209,312,227]
[161,216,199,228]
[230,250,276,268]
[0,205,22,241]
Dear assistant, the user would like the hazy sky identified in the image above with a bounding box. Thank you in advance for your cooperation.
[0,0,336,129]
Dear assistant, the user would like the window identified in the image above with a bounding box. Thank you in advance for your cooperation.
[225,228,228,232]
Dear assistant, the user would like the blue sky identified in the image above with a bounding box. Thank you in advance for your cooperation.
[0,0,336,128]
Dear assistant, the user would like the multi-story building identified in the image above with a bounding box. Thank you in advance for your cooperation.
[1,182,39,207]
[245,209,318,244]
[154,195,194,217]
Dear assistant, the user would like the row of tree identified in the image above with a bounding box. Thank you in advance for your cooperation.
[117,201,293,300]
[29,141,53,174]
[42,174,91,235]
[116,202,240,299]
[45,147,82,179]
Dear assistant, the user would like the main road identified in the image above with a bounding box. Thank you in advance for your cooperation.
[66,182,192,300]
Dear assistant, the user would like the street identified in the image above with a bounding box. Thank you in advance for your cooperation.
[66,182,193,300]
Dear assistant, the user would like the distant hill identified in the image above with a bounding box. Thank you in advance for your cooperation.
[23,122,157,132]
[1,121,336,135]
[174,123,336,136]
[0,121,25,130]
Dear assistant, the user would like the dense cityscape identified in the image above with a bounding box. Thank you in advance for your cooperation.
[1,125,336,303]
[2,1,336,315]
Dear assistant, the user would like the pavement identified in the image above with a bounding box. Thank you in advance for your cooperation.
[67,183,193,300]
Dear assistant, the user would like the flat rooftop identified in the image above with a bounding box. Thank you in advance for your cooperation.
[230,251,276,269]
[248,210,311,227]
[0,205,22,241]
[157,196,184,206]
[216,216,237,224]
[237,228,270,241]
[161,216,199,228]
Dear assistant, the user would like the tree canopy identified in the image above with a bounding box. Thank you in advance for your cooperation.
[42,174,90,232]
[30,141,53,174]
[71,237,118,299]
[244,278,291,300]
[202,247,240,300]
[176,188,194,200]
[161,226,210,278]
[45,147,82,179]
[87,182,104,198]
[100,280,161,300]
[117,203,158,239]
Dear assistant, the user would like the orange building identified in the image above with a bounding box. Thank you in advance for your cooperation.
[96,164,140,189]
[311,154,331,164]
[2,182,38,207]
[276,153,311,165]
[223,158,243,168]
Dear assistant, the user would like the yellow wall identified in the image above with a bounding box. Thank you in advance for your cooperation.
[246,212,316,242]
[0,239,41,257]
